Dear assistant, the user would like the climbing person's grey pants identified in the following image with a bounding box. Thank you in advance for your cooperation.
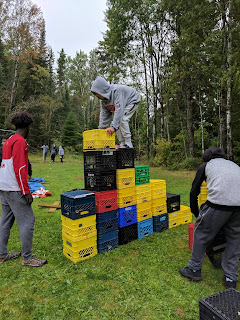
[188,203,240,281]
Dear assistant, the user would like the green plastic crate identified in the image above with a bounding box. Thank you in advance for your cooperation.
[135,165,150,185]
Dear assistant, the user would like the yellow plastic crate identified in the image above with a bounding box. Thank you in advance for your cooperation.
[136,184,151,204]
[63,245,97,263]
[168,211,180,220]
[83,129,115,150]
[168,216,180,229]
[151,197,167,216]
[61,214,96,229]
[62,234,97,250]
[198,182,208,207]
[61,215,97,241]
[117,187,136,208]
[116,168,135,189]
[62,224,97,241]
[150,179,166,200]
[179,205,192,224]
[136,201,152,222]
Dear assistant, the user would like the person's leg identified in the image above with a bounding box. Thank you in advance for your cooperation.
[188,205,231,270]
[221,209,240,283]
[117,104,139,148]
[4,191,35,259]
[0,191,16,258]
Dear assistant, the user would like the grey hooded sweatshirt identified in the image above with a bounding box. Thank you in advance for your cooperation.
[190,147,240,216]
[91,76,140,130]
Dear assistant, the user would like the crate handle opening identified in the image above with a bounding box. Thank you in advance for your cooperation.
[106,205,112,208]
[80,211,89,216]
[127,219,132,223]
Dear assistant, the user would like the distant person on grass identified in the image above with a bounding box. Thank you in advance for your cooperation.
[59,145,64,162]
[91,76,140,148]
[41,144,49,162]
[50,144,58,162]
[179,147,240,289]
[0,112,47,267]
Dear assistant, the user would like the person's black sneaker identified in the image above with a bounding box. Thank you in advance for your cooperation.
[224,275,237,289]
[179,266,202,281]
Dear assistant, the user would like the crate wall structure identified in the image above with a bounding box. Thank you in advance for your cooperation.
[135,165,153,239]
[150,179,168,233]
[117,149,138,244]
[199,288,240,320]
[83,129,118,254]
[61,189,97,263]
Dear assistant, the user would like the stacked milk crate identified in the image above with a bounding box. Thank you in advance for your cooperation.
[117,149,138,245]
[150,179,168,232]
[167,193,192,228]
[83,129,119,254]
[61,189,97,263]
[135,165,153,239]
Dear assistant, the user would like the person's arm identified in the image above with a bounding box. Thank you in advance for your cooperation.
[28,160,32,180]
[12,139,31,196]
[190,163,207,217]
[110,91,125,130]
[98,102,112,129]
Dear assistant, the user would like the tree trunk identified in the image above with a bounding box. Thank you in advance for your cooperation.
[226,0,233,159]
[9,58,19,110]
[185,86,195,157]
[199,91,204,154]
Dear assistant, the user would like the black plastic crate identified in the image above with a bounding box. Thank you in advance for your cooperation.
[84,169,116,192]
[61,189,96,220]
[167,193,180,213]
[199,288,240,320]
[153,213,169,233]
[119,223,138,245]
[116,148,135,169]
[84,150,117,171]
[206,228,226,268]
[97,237,119,253]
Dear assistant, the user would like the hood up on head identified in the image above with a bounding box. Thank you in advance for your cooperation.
[202,147,225,162]
[91,76,112,100]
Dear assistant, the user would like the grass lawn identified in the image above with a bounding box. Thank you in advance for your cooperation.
[0,154,231,320]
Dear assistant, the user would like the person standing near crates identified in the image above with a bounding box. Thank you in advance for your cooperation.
[179,147,240,289]
[91,76,140,148]
[0,112,47,267]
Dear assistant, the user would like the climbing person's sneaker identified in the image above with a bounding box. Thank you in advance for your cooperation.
[0,252,21,263]
[179,266,202,281]
[224,275,237,289]
[22,256,48,267]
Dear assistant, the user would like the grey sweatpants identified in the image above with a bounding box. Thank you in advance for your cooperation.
[116,103,139,146]
[188,203,240,281]
[0,191,35,259]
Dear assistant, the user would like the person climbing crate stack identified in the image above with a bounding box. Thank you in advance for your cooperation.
[135,165,153,239]
[61,189,97,263]
[83,129,119,253]
[150,179,168,233]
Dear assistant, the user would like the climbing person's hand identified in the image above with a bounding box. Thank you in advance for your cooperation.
[106,127,115,137]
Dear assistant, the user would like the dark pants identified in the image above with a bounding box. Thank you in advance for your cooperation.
[188,203,240,281]
[0,191,35,259]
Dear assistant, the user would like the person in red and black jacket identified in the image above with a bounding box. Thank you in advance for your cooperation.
[0,112,47,267]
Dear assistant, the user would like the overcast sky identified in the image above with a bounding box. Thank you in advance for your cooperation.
[33,0,107,59]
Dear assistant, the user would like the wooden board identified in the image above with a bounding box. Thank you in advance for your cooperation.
[38,202,61,212]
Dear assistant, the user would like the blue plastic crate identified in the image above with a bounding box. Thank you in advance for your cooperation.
[118,205,137,227]
[137,218,153,239]
[97,229,118,243]
[61,189,96,220]
[97,237,119,253]
[153,213,169,233]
